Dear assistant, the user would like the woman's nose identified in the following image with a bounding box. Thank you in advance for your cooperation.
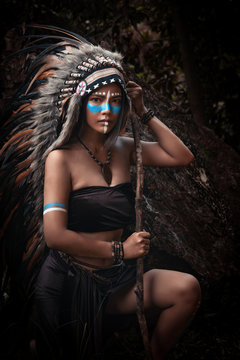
[101,101,111,112]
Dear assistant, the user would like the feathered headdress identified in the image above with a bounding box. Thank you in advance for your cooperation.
[0,25,129,300]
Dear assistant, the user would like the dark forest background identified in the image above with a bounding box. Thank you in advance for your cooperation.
[0,0,239,359]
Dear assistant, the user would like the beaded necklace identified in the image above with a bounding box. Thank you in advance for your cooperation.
[77,136,112,186]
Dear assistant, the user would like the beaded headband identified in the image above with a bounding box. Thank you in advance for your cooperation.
[57,55,126,110]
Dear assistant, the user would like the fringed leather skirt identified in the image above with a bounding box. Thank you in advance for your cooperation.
[33,249,136,359]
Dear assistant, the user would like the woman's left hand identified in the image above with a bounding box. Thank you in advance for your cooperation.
[126,81,147,116]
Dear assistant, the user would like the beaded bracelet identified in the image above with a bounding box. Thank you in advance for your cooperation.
[141,108,154,124]
[112,240,124,263]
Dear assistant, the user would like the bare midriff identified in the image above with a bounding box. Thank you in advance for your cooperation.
[73,228,124,269]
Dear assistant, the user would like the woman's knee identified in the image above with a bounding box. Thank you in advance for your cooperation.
[144,270,201,311]
[175,273,201,307]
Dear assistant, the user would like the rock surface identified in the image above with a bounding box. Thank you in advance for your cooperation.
[126,74,240,281]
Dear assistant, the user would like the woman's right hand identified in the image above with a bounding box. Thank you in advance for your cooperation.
[123,231,150,259]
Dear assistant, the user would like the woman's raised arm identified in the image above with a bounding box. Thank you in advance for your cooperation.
[126,81,194,167]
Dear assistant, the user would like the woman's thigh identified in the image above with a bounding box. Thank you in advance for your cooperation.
[34,252,72,329]
[106,269,200,315]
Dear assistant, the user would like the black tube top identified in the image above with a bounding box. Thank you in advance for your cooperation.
[67,182,135,232]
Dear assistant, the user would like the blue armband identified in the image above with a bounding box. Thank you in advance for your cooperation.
[43,202,67,215]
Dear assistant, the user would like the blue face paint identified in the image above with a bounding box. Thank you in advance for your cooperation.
[87,102,121,114]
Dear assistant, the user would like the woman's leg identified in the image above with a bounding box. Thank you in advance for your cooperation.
[106,269,201,360]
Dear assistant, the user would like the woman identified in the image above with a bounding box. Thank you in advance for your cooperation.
[37,74,201,357]
[0,26,201,360]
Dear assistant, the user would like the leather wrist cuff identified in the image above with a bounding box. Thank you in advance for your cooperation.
[141,108,154,124]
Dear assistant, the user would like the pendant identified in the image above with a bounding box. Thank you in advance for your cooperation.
[102,164,112,185]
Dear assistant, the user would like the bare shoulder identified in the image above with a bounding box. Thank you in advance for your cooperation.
[115,135,134,151]
[46,148,67,163]
[45,149,69,170]
[45,149,71,183]
[114,136,135,165]
[44,149,71,196]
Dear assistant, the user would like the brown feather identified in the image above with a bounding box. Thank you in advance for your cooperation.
[15,168,32,184]
[25,56,59,94]
[0,129,33,155]
[17,158,32,171]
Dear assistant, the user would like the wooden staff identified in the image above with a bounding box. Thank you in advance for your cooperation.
[131,112,152,360]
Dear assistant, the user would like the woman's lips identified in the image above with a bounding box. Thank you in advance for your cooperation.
[98,119,110,123]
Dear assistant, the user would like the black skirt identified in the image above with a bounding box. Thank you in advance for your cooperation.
[33,249,136,359]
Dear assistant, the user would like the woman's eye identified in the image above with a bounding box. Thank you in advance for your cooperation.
[112,98,122,105]
[90,97,100,103]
